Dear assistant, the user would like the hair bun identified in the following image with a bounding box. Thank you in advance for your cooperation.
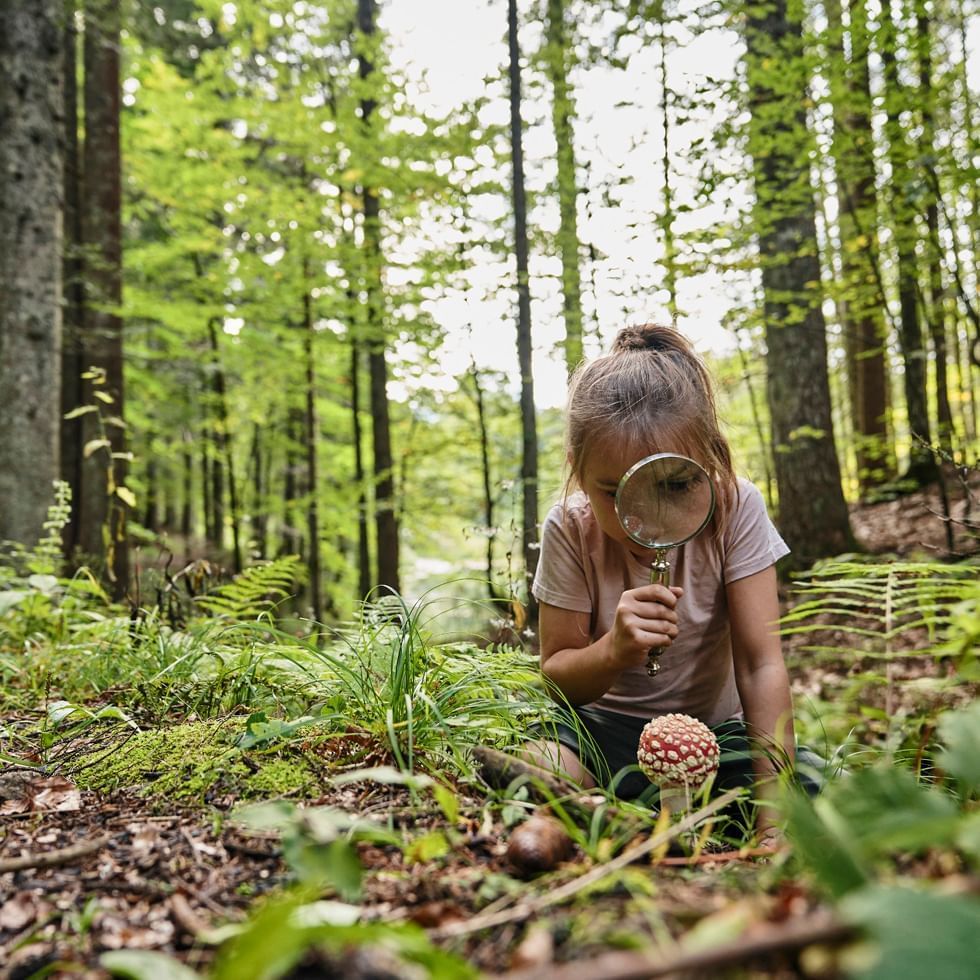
[611,323,684,354]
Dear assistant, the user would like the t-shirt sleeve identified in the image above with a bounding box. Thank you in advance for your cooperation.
[723,481,791,584]
[531,504,594,613]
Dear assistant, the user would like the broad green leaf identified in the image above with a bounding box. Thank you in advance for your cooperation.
[936,701,980,793]
[0,591,27,616]
[27,574,59,595]
[784,790,868,898]
[101,950,201,980]
[826,766,960,854]
[841,885,980,980]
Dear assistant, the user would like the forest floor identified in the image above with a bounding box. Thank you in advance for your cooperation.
[1,474,978,980]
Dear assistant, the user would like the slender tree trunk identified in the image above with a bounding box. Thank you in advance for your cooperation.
[200,438,213,544]
[61,0,85,559]
[508,0,540,607]
[825,0,893,493]
[206,317,241,572]
[880,1,935,483]
[545,0,584,373]
[357,0,400,595]
[181,436,193,541]
[302,279,323,623]
[658,18,678,319]
[251,424,267,559]
[743,0,854,566]
[0,0,64,548]
[80,0,128,594]
[350,336,372,600]
[468,359,501,601]
[282,410,302,558]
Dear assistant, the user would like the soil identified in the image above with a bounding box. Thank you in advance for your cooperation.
[1,477,978,979]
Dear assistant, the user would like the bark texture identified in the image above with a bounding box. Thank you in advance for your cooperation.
[508,0,540,606]
[744,0,854,566]
[0,0,65,547]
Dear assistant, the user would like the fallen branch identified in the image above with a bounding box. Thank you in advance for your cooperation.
[0,834,110,874]
[495,912,854,980]
[431,788,742,940]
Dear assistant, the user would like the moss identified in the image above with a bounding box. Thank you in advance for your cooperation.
[71,719,320,803]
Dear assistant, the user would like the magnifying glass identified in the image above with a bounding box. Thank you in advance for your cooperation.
[615,453,716,676]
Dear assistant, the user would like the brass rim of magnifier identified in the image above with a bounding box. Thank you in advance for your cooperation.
[614,452,716,551]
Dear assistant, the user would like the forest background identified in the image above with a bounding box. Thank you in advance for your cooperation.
[1,0,978,622]
[2,2,980,976]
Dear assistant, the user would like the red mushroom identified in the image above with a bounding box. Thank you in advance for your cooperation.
[637,713,720,812]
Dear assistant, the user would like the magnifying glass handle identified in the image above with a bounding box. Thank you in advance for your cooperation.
[647,557,670,675]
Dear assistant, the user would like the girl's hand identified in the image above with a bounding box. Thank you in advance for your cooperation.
[608,584,683,670]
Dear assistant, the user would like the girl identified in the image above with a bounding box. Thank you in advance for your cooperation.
[529,324,798,832]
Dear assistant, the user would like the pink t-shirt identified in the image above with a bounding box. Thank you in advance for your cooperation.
[531,478,790,727]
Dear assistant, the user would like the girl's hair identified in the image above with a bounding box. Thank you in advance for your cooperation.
[565,323,736,530]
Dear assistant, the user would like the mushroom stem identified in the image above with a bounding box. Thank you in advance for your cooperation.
[657,784,691,815]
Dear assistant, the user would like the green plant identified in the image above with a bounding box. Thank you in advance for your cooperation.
[782,698,980,978]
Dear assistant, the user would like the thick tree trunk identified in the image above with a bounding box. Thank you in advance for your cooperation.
[743,0,854,567]
[357,0,400,595]
[0,0,64,548]
[79,0,128,594]
[825,0,893,493]
[545,0,584,374]
[508,0,540,607]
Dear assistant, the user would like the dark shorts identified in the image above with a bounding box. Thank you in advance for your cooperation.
[536,705,823,802]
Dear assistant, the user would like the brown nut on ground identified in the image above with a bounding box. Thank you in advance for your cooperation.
[506,814,574,875]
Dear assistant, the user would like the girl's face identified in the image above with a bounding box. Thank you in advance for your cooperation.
[579,439,655,559]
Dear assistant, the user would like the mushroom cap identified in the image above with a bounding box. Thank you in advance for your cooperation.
[637,712,720,789]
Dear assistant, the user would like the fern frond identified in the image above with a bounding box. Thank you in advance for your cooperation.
[195,556,306,621]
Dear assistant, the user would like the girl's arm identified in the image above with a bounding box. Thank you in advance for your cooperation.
[539,584,683,705]
[728,564,795,832]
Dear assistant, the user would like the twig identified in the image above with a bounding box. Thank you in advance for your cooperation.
[495,912,853,980]
[431,788,742,940]
[0,834,110,873]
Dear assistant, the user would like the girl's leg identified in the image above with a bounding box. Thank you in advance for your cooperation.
[520,738,597,788]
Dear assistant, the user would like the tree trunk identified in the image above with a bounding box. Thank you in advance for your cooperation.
[743,0,854,567]
[0,0,64,548]
[825,0,893,493]
[880,0,935,483]
[62,0,85,559]
[914,1,954,457]
[657,18,678,319]
[357,0,400,596]
[544,0,584,374]
[302,279,323,623]
[206,317,242,572]
[79,0,128,595]
[251,424,267,559]
[181,436,193,542]
[508,0,541,608]
[350,336,372,600]
[467,359,502,602]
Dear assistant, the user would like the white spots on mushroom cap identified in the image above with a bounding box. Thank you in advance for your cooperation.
[636,712,721,789]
